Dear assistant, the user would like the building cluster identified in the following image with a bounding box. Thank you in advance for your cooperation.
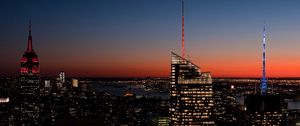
[168,52,290,126]
[0,12,297,125]
[0,49,297,126]
[0,24,294,125]
[0,23,170,125]
[0,76,172,126]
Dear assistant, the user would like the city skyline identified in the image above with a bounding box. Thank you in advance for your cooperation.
[2,0,300,77]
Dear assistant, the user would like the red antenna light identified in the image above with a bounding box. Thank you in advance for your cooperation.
[181,0,185,58]
[27,19,33,51]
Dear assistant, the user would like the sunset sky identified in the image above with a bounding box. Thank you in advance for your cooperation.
[1,0,300,77]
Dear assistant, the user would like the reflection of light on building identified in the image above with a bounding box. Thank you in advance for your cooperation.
[72,79,78,88]
[0,97,9,103]
[169,52,214,125]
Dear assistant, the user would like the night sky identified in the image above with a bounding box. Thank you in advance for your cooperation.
[1,0,300,77]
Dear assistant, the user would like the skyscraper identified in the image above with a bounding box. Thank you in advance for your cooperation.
[181,0,185,58]
[261,25,267,95]
[18,20,41,125]
[169,1,214,125]
[169,52,214,125]
[245,26,287,126]
[20,20,40,87]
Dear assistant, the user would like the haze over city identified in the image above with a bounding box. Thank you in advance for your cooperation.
[1,0,300,77]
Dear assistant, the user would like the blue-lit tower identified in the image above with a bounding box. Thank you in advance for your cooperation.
[261,25,267,95]
[245,25,288,125]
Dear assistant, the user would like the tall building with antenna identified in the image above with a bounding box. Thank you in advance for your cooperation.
[169,1,214,125]
[17,20,41,125]
[20,20,40,79]
[245,25,287,126]
[169,52,214,125]
[181,0,185,58]
[261,25,267,95]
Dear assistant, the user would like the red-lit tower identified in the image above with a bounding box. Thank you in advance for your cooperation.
[18,20,40,125]
[181,0,185,58]
[20,20,40,76]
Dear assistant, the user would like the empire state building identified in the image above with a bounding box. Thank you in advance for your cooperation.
[18,21,40,125]
[20,21,40,77]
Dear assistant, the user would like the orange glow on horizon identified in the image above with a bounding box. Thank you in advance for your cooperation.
[40,59,300,78]
[38,49,300,78]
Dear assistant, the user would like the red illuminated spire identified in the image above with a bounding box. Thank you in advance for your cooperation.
[27,19,33,52]
[181,0,185,58]
[21,19,40,75]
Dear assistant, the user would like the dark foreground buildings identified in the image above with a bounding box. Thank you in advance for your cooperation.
[245,94,287,126]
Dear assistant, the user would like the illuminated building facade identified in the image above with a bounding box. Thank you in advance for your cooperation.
[152,116,169,126]
[0,97,10,126]
[72,79,79,88]
[169,52,214,125]
[261,25,267,95]
[59,71,65,83]
[18,21,41,125]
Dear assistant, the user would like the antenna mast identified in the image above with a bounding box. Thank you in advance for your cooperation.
[181,0,185,58]
[261,24,267,95]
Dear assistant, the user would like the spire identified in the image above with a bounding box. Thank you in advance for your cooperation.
[261,24,267,95]
[29,19,32,36]
[27,19,33,51]
[181,0,185,58]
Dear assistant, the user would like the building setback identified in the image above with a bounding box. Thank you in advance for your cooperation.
[169,52,214,125]
[18,21,41,125]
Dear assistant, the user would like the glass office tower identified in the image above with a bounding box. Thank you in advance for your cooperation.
[169,52,214,126]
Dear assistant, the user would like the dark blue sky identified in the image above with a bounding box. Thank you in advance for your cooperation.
[1,0,300,77]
